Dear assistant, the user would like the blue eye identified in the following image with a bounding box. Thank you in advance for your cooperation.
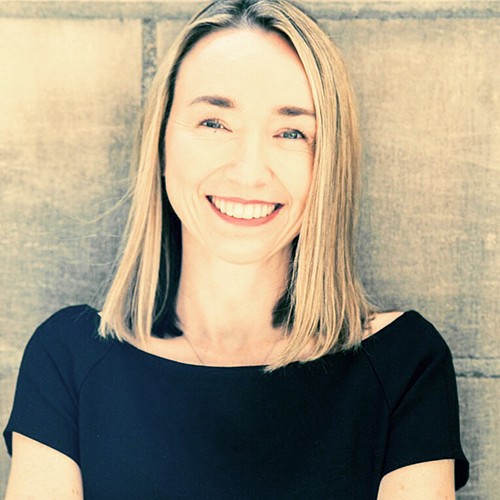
[281,129,306,140]
[200,119,225,130]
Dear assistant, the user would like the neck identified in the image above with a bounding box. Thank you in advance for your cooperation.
[175,236,291,355]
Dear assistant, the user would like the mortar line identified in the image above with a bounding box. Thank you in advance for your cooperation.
[141,18,158,105]
[454,357,500,379]
[1,1,500,21]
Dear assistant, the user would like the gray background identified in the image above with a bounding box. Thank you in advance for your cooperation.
[1,1,499,498]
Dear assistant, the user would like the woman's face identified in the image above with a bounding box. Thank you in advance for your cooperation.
[164,28,316,265]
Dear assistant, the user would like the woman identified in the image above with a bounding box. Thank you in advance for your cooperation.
[3,0,469,498]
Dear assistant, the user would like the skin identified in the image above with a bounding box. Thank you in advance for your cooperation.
[163,28,316,362]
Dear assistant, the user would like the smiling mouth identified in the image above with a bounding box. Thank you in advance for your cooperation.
[207,196,283,220]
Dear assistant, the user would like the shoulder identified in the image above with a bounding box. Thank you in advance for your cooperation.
[362,309,450,355]
[32,304,102,345]
[36,303,99,328]
[363,311,406,340]
[25,304,113,381]
[361,310,455,407]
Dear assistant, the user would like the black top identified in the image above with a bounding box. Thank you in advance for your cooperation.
[4,305,469,499]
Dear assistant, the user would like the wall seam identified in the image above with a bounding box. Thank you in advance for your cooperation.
[142,17,158,104]
[1,1,500,21]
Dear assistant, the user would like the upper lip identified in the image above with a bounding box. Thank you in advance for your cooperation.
[207,195,282,205]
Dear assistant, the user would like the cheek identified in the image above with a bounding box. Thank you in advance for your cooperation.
[292,162,313,215]
[164,127,196,182]
[164,126,228,187]
[271,150,313,209]
[164,137,204,207]
[295,172,312,211]
[163,132,195,221]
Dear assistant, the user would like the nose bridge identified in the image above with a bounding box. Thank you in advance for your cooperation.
[225,129,271,186]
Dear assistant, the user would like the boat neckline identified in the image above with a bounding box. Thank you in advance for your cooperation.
[117,310,417,372]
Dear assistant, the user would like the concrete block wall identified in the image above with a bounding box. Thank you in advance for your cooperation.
[1,1,499,498]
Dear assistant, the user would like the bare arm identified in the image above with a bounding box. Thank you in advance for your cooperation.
[377,459,455,500]
[5,432,83,500]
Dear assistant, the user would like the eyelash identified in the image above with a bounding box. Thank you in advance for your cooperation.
[281,129,307,141]
[199,118,225,130]
[199,118,308,141]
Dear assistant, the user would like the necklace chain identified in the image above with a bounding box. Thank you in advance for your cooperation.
[182,332,281,367]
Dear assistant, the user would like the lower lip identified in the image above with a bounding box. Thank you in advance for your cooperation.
[207,197,283,227]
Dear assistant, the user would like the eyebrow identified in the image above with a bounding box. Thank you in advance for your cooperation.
[188,95,316,118]
[189,95,233,109]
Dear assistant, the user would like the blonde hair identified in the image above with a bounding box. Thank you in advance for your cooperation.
[99,0,376,372]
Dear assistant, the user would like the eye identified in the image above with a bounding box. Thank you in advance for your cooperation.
[199,118,226,130]
[280,129,307,140]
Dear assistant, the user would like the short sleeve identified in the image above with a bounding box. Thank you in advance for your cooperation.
[3,312,83,465]
[379,320,470,490]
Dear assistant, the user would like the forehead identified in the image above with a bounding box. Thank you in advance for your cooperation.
[174,28,314,110]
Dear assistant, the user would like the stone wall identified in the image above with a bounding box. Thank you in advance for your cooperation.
[1,1,499,498]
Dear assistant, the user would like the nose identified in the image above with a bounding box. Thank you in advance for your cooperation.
[223,131,272,188]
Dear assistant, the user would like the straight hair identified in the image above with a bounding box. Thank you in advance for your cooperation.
[99,0,377,372]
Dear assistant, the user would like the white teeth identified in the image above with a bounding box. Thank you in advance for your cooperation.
[243,205,254,219]
[209,196,278,219]
[232,203,244,218]
[262,205,272,217]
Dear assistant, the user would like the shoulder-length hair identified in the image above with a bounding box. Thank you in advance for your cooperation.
[99,0,376,372]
